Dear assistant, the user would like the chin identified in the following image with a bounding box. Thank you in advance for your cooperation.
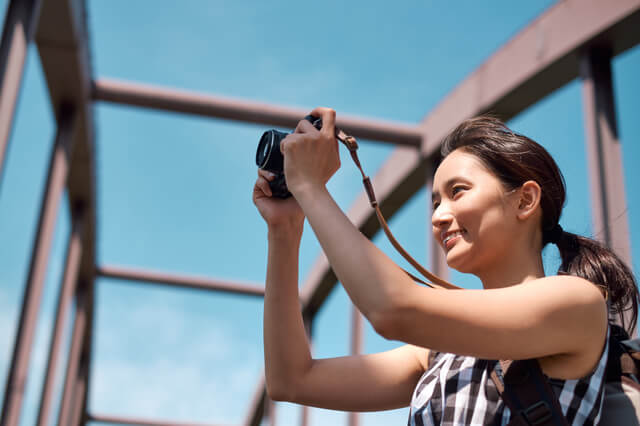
[445,248,477,275]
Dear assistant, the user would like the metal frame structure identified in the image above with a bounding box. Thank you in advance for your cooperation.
[1,0,639,425]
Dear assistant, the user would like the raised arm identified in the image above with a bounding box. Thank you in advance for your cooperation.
[280,108,607,379]
[253,169,431,411]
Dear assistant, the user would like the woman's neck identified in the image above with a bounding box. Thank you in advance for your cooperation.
[477,248,546,290]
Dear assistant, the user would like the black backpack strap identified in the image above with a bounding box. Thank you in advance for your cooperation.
[490,359,569,426]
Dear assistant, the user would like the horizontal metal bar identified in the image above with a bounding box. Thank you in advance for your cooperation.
[91,78,422,147]
[88,413,233,426]
[97,265,265,296]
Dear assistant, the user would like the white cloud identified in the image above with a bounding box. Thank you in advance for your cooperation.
[90,297,263,425]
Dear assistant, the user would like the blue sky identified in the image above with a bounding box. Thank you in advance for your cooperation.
[1,1,639,425]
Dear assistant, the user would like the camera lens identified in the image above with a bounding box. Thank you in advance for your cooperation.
[256,129,287,173]
[256,131,273,168]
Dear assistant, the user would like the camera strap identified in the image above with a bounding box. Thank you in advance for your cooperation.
[335,129,461,290]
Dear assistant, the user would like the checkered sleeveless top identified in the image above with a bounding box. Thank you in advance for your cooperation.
[408,328,609,426]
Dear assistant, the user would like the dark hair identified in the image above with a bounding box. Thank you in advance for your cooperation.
[439,115,638,335]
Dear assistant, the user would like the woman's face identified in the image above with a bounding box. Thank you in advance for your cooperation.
[431,149,519,274]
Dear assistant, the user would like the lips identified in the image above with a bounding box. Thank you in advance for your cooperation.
[441,230,466,249]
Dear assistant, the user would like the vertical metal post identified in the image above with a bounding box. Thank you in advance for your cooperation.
[36,207,85,426]
[348,305,363,426]
[56,283,88,426]
[69,361,88,426]
[580,47,632,266]
[266,396,276,426]
[580,47,634,333]
[0,0,42,184]
[72,276,95,426]
[244,377,268,426]
[427,175,449,280]
[299,314,313,426]
[1,105,75,426]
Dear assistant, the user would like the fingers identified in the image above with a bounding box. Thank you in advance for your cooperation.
[294,118,317,134]
[279,133,302,155]
[309,107,336,138]
[254,169,275,198]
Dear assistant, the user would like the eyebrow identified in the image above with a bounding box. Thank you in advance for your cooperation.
[431,177,467,202]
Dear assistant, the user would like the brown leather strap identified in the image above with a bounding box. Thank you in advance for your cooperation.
[335,129,461,290]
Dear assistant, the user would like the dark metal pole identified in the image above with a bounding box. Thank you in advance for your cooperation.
[0,105,75,426]
[348,305,363,426]
[244,377,268,426]
[0,0,42,185]
[69,366,87,426]
[580,47,634,334]
[580,47,632,267]
[92,79,422,147]
[73,274,96,426]
[56,282,88,426]
[299,314,314,426]
[36,207,85,426]
[97,265,265,296]
[427,174,449,281]
[266,396,276,426]
[88,413,222,426]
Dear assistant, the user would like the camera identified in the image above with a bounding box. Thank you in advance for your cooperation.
[255,115,323,198]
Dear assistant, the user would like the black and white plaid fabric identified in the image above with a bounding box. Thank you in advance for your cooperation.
[409,327,610,426]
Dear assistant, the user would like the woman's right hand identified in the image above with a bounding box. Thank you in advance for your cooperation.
[253,169,304,232]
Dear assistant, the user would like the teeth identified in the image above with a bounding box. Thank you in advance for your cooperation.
[443,231,464,245]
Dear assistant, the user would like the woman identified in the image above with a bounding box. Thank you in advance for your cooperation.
[252,108,638,425]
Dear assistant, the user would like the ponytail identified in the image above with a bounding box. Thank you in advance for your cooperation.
[442,116,639,337]
[553,230,638,337]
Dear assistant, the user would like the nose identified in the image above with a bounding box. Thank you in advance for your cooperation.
[431,203,454,237]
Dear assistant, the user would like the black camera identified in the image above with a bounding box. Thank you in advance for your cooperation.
[255,115,323,198]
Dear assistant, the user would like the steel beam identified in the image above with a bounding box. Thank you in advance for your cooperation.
[246,1,640,421]
[427,175,449,280]
[0,0,42,184]
[299,315,313,426]
[36,2,98,423]
[56,284,87,426]
[244,376,267,426]
[69,365,87,426]
[92,78,422,147]
[97,265,265,297]
[36,0,97,319]
[88,413,227,426]
[300,0,640,326]
[580,47,632,265]
[0,106,75,426]
[348,305,363,426]
[36,207,85,426]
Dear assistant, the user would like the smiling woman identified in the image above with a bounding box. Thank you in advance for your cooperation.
[252,110,638,426]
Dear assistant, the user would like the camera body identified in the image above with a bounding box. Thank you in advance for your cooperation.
[255,115,322,198]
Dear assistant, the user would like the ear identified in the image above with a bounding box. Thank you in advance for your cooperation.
[515,180,542,221]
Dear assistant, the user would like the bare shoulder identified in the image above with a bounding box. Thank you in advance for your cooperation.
[513,274,607,314]
[536,274,606,298]
[532,275,608,379]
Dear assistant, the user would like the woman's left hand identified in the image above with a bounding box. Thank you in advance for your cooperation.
[280,107,341,197]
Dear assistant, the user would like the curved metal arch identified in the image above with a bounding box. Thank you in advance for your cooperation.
[299,0,640,319]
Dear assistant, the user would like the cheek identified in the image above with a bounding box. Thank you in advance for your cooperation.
[457,193,508,235]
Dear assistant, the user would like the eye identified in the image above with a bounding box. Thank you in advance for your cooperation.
[432,200,440,210]
[451,185,466,197]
